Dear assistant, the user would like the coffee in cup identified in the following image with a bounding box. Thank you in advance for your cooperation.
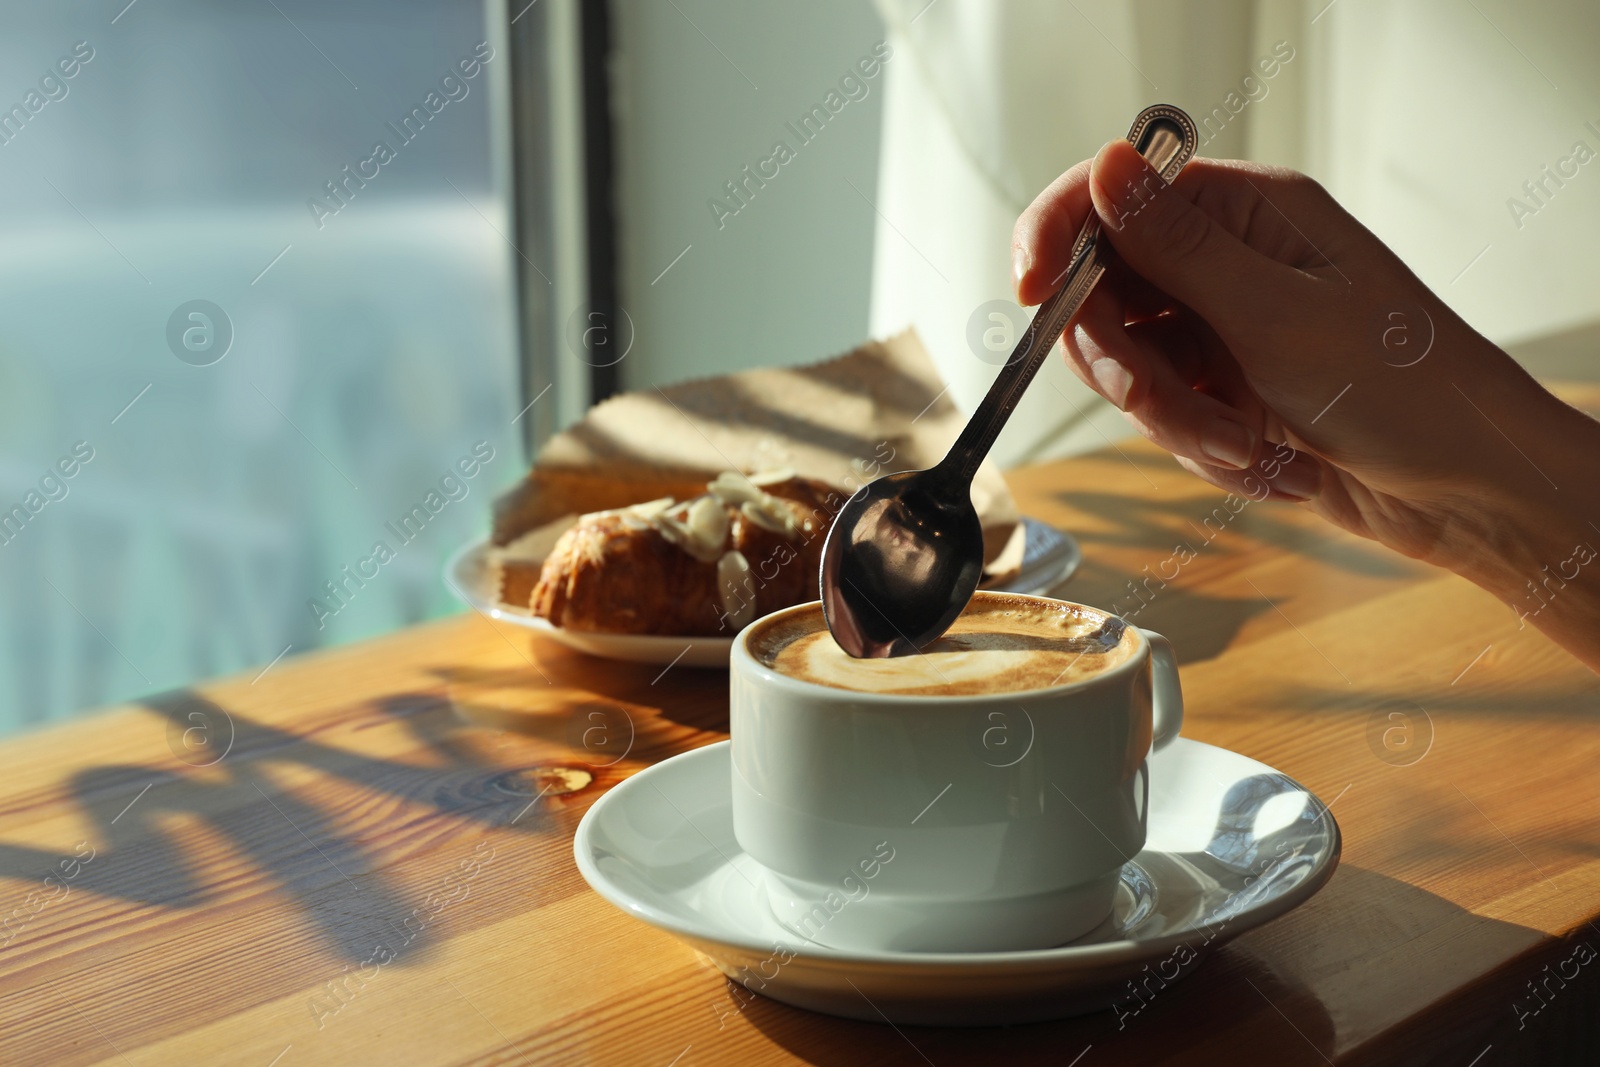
[748,595,1137,697]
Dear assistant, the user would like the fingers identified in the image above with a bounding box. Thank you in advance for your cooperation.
[1099,256,1178,324]
[1176,158,1365,272]
[1064,306,1266,472]
[1086,140,1304,330]
[1174,447,1324,503]
[1062,293,1187,407]
[1013,160,1092,306]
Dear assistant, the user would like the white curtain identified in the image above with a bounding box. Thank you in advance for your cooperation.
[869,0,1600,466]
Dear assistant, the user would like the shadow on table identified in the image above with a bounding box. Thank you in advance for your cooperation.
[1054,557,1270,666]
[1046,486,1420,582]
[1281,679,1600,724]
[0,683,633,963]
[738,865,1546,1066]
[0,614,746,963]
[433,647,731,740]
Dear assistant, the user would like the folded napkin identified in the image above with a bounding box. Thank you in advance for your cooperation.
[492,328,1020,569]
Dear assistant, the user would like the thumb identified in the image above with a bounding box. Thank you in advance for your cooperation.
[1088,139,1284,326]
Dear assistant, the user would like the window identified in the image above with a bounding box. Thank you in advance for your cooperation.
[0,1,521,734]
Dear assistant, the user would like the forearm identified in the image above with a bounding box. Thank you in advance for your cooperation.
[1439,379,1600,671]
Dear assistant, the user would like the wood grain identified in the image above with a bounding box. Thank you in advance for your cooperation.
[3,388,1600,1065]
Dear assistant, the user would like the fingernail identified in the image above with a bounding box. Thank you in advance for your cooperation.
[1090,141,1163,232]
[1011,244,1030,289]
[1266,457,1322,500]
[1090,357,1132,408]
[1088,176,1123,232]
[1201,419,1255,470]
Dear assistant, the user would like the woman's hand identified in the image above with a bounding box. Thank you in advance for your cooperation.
[1013,139,1600,669]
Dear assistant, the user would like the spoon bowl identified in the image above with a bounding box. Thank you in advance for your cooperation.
[818,465,985,658]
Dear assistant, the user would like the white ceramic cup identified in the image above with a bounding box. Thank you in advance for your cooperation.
[729,592,1183,953]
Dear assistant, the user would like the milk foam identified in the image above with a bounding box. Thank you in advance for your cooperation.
[752,596,1133,696]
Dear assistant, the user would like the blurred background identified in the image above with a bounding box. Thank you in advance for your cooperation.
[2,0,1597,737]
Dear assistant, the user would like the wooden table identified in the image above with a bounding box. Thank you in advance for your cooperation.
[5,394,1600,1066]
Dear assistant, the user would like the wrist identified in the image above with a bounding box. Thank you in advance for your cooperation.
[1433,375,1600,659]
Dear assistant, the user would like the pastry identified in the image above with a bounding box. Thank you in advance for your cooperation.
[521,471,842,636]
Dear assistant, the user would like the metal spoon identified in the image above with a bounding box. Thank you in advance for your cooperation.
[819,104,1198,658]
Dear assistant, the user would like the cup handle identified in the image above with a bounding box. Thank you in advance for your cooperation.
[1137,628,1183,751]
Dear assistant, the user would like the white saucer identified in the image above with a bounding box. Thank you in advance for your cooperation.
[444,517,1080,667]
[574,738,1340,1026]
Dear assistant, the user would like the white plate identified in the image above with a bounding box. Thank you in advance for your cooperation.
[442,539,733,667]
[989,515,1081,595]
[444,517,1080,667]
[573,738,1340,1026]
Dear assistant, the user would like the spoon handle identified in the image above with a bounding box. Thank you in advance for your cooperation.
[943,104,1198,483]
